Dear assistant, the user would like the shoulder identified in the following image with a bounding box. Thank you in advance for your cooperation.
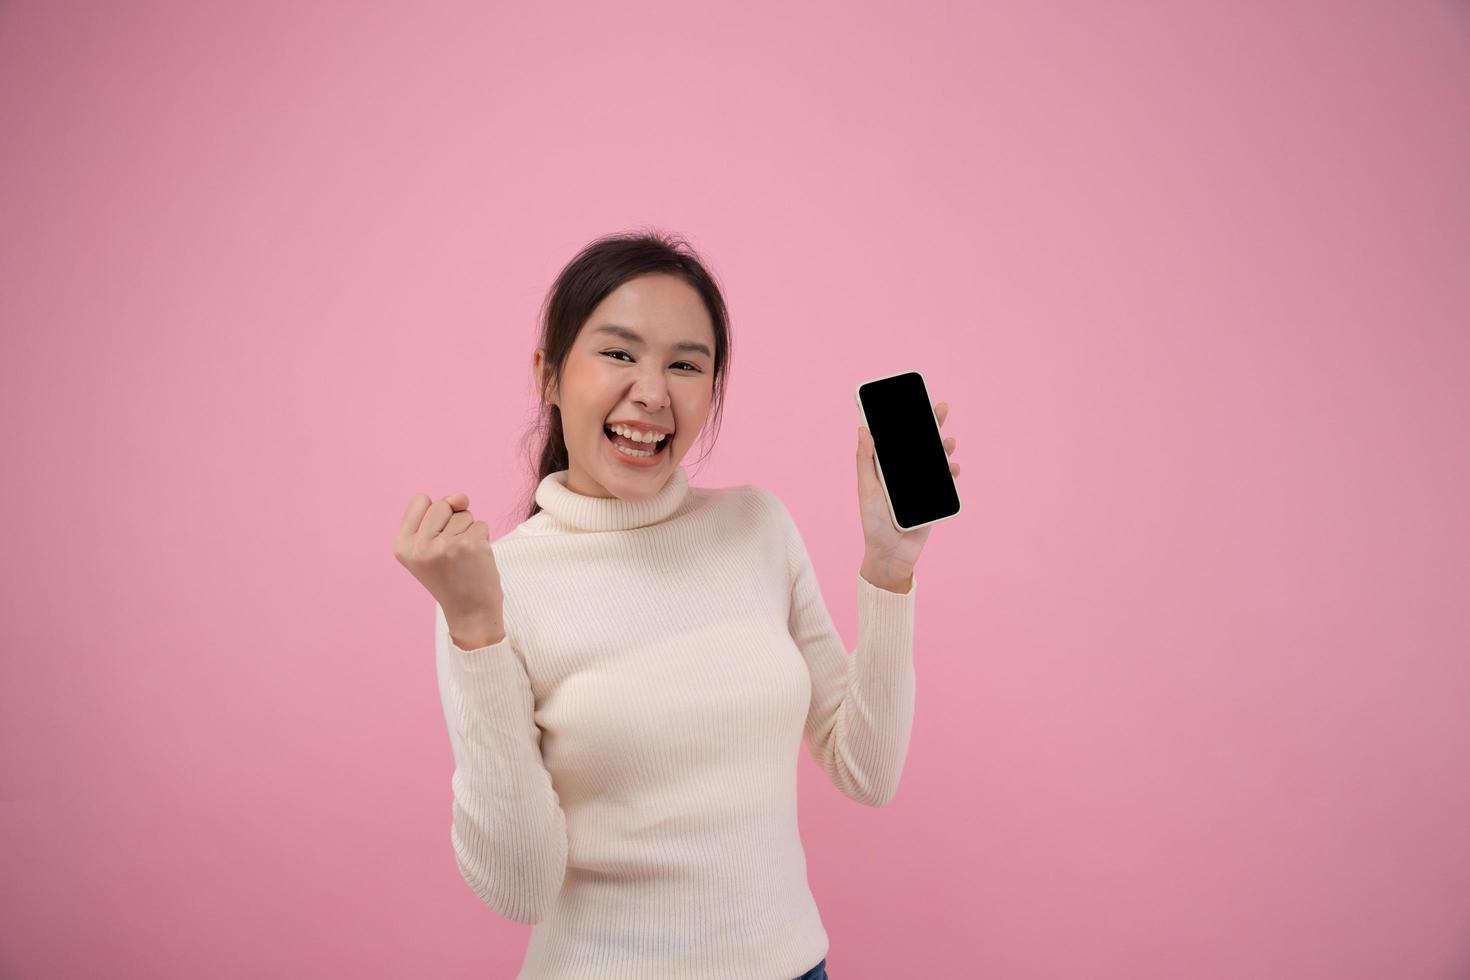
[697,480,785,517]
[492,510,557,543]
[667,480,797,545]
[719,482,798,540]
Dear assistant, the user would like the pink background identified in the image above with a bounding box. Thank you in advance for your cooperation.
[3,2,1469,978]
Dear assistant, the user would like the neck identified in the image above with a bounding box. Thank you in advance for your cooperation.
[535,464,692,532]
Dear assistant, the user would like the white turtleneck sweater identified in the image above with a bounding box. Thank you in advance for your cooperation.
[433,464,918,980]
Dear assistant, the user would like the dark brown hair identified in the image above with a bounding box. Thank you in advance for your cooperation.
[517,229,733,521]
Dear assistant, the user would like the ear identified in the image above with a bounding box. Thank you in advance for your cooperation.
[533,348,557,407]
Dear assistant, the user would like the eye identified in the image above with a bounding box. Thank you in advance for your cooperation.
[601,350,701,372]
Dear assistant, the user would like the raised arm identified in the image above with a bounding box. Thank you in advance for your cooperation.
[765,491,919,807]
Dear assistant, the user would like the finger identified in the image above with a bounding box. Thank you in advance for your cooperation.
[857,426,879,490]
[950,462,960,476]
[419,494,470,541]
[399,492,462,541]
[944,435,956,456]
[444,510,475,536]
[398,493,433,543]
[935,402,948,427]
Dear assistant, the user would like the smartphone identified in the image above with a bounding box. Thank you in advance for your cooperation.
[854,369,962,532]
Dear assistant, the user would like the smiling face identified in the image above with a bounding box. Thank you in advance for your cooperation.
[534,273,717,500]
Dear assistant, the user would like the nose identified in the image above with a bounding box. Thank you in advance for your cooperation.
[629,370,670,412]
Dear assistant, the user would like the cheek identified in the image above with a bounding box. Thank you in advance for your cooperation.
[674,396,713,441]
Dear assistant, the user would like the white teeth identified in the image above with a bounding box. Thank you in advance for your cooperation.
[609,423,667,443]
[614,442,658,458]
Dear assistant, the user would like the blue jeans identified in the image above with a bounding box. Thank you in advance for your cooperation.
[793,958,828,980]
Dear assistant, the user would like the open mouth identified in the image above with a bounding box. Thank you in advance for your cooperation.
[604,425,671,458]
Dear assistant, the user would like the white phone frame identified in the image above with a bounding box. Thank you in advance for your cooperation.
[854,368,963,533]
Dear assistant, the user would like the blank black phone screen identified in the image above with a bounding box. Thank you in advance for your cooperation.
[857,371,961,530]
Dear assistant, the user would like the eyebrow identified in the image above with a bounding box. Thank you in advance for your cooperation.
[592,324,713,359]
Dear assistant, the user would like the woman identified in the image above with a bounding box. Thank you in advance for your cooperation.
[394,230,959,979]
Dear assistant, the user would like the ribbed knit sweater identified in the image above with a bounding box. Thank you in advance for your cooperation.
[433,463,918,980]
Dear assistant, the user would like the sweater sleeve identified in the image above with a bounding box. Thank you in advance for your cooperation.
[434,601,568,923]
[763,490,919,807]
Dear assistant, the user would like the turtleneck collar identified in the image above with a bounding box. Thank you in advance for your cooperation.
[534,464,692,532]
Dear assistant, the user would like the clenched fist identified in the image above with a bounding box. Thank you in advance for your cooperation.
[394,493,505,649]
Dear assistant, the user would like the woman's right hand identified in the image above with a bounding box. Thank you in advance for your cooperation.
[394,493,505,644]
